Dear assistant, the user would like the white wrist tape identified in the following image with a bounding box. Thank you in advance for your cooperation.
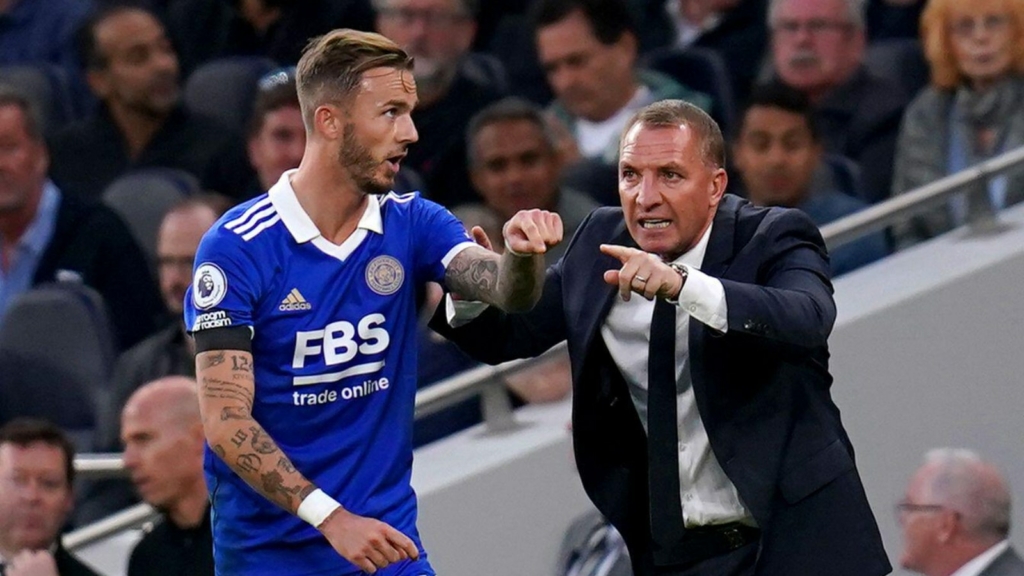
[297,489,341,528]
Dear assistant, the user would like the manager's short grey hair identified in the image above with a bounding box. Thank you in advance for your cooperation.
[768,0,866,30]
[921,448,1012,540]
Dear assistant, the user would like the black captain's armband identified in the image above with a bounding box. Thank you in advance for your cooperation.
[193,326,253,354]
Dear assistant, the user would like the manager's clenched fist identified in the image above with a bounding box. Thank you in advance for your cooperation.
[502,209,563,256]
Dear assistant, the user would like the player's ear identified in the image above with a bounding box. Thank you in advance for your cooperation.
[314,104,343,140]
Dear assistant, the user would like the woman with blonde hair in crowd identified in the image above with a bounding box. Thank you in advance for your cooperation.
[891,0,1024,245]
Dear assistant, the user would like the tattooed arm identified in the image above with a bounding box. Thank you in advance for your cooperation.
[446,209,563,312]
[196,349,313,511]
[196,349,417,572]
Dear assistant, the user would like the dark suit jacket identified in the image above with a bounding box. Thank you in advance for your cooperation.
[815,66,911,204]
[33,193,163,351]
[49,105,254,201]
[982,546,1024,576]
[432,194,890,575]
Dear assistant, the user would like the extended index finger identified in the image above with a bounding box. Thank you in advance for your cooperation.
[599,244,637,263]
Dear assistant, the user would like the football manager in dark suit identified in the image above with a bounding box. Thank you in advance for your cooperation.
[433,99,891,575]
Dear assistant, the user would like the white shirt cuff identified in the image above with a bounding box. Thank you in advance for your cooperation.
[675,265,728,333]
[445,294,489,327]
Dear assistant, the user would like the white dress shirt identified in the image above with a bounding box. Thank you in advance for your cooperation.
[951,540,1011,576]
[598,224,753,528]
[575,86,650,158]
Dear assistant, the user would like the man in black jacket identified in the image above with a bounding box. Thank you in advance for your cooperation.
[121,377,213,576]
[435,100,889,575]
[0,85,162,351]
[0,418,99,576]
[49,5,254,200]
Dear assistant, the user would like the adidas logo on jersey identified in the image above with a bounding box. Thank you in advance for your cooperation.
[280,288,312,312]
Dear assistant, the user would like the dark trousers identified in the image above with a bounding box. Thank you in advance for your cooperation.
[642,541,759,576]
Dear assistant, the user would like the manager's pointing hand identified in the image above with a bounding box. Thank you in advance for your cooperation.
[600,244,686,302]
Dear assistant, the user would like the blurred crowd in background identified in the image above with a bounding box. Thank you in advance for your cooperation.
[2,0,1023,563]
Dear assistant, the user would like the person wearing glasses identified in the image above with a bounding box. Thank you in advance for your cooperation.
[769,0,911,203]
[890,0,1024,247]
[897,448,1024,576]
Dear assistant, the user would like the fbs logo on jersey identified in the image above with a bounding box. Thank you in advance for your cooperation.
[280,288,312,312]
[193,263,227,310]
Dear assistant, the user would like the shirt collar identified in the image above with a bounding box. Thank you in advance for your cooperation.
[267,169,383,244]
[670,222,713,270]
[950,540,1011,576]
[16,181,61,256]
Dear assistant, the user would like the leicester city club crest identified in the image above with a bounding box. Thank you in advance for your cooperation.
[366,255,404,296]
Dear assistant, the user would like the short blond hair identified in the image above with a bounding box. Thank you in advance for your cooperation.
[920,0,1024,89]
[295,29,413,131]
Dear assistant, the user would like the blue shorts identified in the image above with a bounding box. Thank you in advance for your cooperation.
[361,557,434,576]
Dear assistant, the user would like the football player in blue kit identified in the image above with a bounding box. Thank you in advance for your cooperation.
[184,29,563,575]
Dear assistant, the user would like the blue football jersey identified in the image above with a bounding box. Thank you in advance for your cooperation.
[185,172,474,575]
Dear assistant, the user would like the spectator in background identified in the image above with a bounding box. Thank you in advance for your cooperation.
[897,448,1024,576]
[733,83,888,275]
[642,0,769,103]
[375,0,505,208]
[165,0,375,77]
[891,0,1024,246]
[94,194,229,455]
[459,97,597,266]
[533,0,711,166]
[0,85,161,351]
[770,0,910,203]
[121,377,213,576]
[412,98,581,446]
[246,68,305,194]
[49,6,254,201]
[0,418,98,576]
[0,0,92,72]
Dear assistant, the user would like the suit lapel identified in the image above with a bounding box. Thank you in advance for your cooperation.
[700,197,739,278]
[578,219,633,355]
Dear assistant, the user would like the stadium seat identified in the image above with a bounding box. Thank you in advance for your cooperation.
[0,283,117,450]
[183,56,279,132]
[102,168,200,265]
[641,46,739,137]
[865,38,929,100]
[0,64,78,135]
